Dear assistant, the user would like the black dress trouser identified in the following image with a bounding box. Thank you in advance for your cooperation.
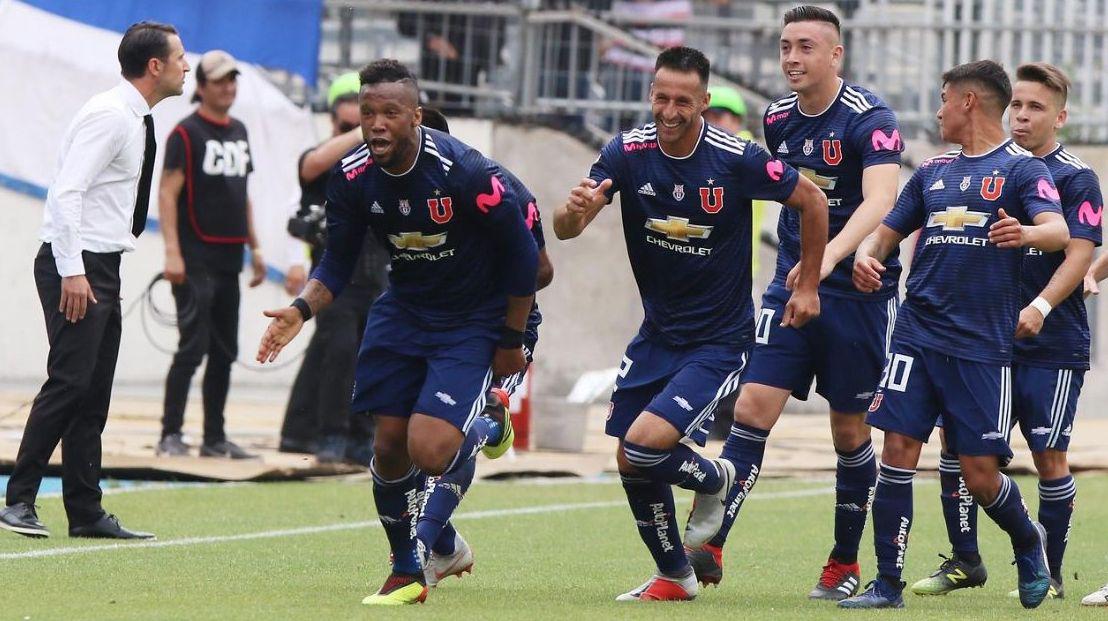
[6,244,122,526]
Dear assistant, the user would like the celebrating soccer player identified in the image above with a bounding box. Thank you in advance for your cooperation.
[838,60,1069,610]
[910,62,1102,602]
[682,6,903,600]
[256,60,538,606]
[554,46,828,602]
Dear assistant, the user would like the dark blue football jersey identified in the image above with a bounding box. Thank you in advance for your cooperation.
[1014,145,1103,369]
[884,141,1063,365]
[314,127,538,326]
[497,164,545,331]
[589,119,800,348]
[763,81,903,299]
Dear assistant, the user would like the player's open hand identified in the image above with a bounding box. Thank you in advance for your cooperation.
[988,208,1023,248]
[1015,304,1045,339]
[1084,271,1100,299]
[566,178,612,215]
[782,288,819,328]
[492,346,526,377]
[853,256,886,293]
[256,307,304,363]
[785,256,834,290]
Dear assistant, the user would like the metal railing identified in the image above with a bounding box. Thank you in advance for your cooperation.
[320,0,1108,143]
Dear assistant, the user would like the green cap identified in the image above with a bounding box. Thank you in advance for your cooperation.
[707,85,747,119]
[327,72,361,108]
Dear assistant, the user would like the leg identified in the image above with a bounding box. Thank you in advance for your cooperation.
[705,382,789,547]
[872,432,923,585]
[161,269,214,439]
[370,415,423,575]
[314,294,362,457]
[278,318,330,450]
[1016,365,1082,586]
[200,272,239,446]
[827,409,876,566]
[61,279,122,527]
[7,249,111,511]
[616,436,691,579]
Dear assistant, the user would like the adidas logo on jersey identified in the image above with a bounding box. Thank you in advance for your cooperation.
[777,142,789,154]
[371,201,384,213]
[638,183,657,196]
[929,179,945,191]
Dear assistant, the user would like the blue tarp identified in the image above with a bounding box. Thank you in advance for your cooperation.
[23,0,323,83]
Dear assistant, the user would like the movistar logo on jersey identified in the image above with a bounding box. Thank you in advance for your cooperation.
[388,231,447,250]
[644,216,713,241]
[926,206,989,231]
[799,167,838,191]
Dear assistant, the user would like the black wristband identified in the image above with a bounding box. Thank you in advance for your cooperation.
[290,297,313,322]
[497,326,524,349]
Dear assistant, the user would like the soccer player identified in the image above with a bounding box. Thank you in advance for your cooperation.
[682,6,903,600]
[910,63,1101,601]
[838,60,1070,610]
[554,46,829,602]
[256,59,538,606]
[414,108,555,587]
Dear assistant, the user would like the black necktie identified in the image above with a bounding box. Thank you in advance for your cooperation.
[132,114,155,237]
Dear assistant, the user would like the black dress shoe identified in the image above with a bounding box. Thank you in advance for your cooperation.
[69,514,155,540]
[0,503,49,538]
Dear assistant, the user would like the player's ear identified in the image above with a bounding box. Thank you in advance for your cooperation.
[413,105,423,128]
[830,44,844,70]
[1056,107,1068,131]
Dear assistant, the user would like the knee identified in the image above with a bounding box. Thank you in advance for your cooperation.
[879,433,920,468]
[371,431,410,476]
[615,442,637,475]
[734,389,779,430]
[830,416,871,452]
[960,465,1000,502]
[407,438,450,476]
[1033,450,1070,480]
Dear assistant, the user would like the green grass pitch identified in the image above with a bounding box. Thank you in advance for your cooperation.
[2,474,1106,619]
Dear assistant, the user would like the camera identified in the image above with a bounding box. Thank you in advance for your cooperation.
[287,204,327,249]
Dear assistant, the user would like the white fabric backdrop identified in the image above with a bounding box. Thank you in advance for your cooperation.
[0,0,316,273]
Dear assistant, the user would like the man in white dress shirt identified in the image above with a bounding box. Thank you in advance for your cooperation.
[0,21,188,540]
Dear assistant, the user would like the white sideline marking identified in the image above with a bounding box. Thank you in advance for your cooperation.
[0,486,835,560]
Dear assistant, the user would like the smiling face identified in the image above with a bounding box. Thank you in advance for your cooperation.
[197,73,238,114]
[1009,80,1066,154]
[359,80,422,171]
[779,20,842,94]
[649,67,709,148]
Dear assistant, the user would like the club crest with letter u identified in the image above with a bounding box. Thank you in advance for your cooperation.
[673,184,685,201]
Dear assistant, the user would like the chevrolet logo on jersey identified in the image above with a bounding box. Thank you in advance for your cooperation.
[799,167,838,191]
[387,231,448,250]
[926,206,989,231]
[644,216,713,241]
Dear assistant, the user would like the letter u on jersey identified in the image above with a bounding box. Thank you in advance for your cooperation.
[699,187,725,213]
[822,139,843,166]
[980,176,1005,201]
[428,197,453,223]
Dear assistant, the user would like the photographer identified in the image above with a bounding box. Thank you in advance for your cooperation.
[279,73,388,464]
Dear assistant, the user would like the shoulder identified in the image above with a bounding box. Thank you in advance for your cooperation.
[703,123,752,158]
[331,143,373,186]
[763,92,798,129]
[422,127,471,175]
[618,122,655,152]
[230,117,249,136]
[1004,143,1047,175]
[918,148,961,170]
[840,84,889,114]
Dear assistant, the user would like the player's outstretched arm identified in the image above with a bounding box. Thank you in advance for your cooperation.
[786,163,899,289]
[1017,237,1095,338]
[256,278,335,363]
[553,178,612,240]
[780,174,828,327]
[853,224,905,294]
[989,208,1069,251]
[1085,251,1108,298]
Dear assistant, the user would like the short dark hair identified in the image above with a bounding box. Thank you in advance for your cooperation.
[942,60,1012,113]
[783,5,841,34]
[329,92,359,118]
[1016,62,1070,107]
[359,59,420,91]
[654,46,710,85]
[421,107,450,134]
[118,21,178,79]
